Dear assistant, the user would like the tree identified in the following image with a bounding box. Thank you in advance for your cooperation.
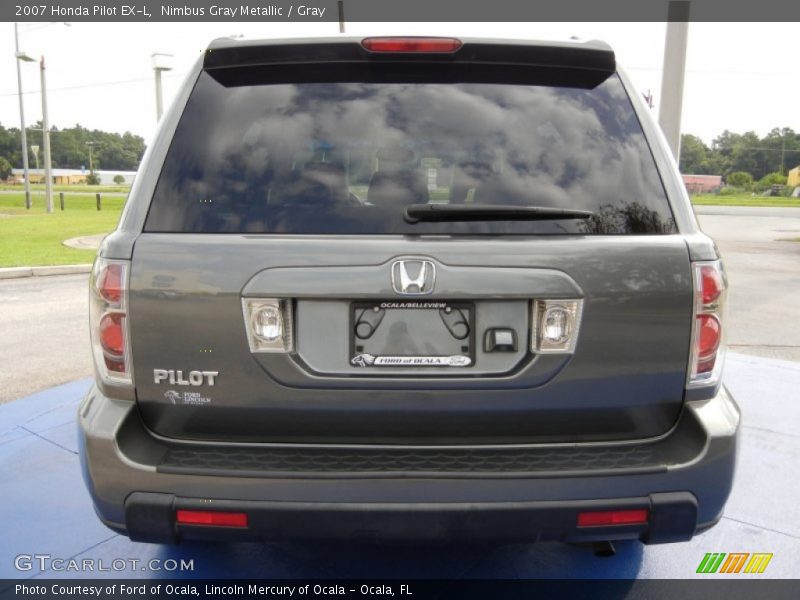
[0,125,22,168]
[679,134,712,174]
[763,127,800,175]
[113,174,125,185]
[0,121,146,171]
[728,132,762,178]
[86,173,101,185]
[0,156,12,180]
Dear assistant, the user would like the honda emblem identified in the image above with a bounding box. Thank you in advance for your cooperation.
[391,259,435,295]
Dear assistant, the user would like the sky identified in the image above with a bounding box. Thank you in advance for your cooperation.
[1,21,798,147]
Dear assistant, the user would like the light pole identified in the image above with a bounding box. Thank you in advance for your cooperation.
[86,141,97,174]
[151,53,173,122]
[40,56,53,213]
[659,1,691,162]
[14,23,35,209]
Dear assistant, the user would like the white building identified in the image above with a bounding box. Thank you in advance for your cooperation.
[10,168,136,185]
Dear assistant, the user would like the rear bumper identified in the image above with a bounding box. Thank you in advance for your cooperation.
[78,386,739,545]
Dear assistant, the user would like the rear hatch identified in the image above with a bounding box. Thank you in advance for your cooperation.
[129,38,692,444]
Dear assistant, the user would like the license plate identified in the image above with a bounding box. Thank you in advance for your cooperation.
[350,301,474,368]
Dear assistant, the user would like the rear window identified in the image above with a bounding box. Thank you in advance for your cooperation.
[145,71,676,235]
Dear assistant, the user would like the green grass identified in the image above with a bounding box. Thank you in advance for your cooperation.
[0,183,130,194]
[0,193,123,267]
[691,193,800,208]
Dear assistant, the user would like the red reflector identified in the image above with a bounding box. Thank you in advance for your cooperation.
[362,37,462,53]
[99,264,123,305]
[176,510,248,528]
[577,509,649,527]
[99,313,125,357]
[700,265,723,305]
[697,315,721,359]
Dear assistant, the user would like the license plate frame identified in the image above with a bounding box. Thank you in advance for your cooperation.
[349,300,475,368]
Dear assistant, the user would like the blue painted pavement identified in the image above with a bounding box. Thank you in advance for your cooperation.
[0,354,798,579]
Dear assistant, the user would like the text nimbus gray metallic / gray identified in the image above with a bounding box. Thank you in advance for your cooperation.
[160,4,326,18]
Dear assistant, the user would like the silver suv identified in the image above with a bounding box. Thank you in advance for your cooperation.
[78,36,739,546]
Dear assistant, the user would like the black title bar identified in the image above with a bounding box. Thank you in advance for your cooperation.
[1,579,799,600]
[4,0,800,22]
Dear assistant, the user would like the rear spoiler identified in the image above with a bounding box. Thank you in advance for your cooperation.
[203,36,615,74]
[203,37,616,89]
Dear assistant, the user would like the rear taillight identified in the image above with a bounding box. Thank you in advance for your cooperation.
[531,299,584,354]
[98,263,123,304]
[687,261,727,388]
[362,37,463,53]
[90,258,132,386]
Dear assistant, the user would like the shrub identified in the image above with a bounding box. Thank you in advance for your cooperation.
[113,174,125,185]
[759,172,787,186]
[86,173,101,185]
[726,171,752,189]
[717,187,739,196]
[754,172,788,193]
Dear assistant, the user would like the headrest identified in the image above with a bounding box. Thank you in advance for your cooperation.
[376,147,415,164]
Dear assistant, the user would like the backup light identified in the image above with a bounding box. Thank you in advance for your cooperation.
[531,299,584,354]
[542,306,571,344]
[242,298,293,353]
[361,37,463,53]
[253,305,282,342]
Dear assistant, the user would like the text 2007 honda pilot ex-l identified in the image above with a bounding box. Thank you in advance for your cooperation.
[79,36,739,547]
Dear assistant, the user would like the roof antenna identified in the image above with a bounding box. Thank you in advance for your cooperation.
[338,1,345,33]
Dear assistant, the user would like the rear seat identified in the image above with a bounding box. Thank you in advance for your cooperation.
[368,147,429,208]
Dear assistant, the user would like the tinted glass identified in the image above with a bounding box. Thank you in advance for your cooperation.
[145,72,675,235]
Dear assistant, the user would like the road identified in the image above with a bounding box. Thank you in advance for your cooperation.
[1,205,798,403]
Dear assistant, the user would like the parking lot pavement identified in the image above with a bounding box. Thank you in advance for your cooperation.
[695,206,800,362]
[0,274,92,404]
[0,353,797,580]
